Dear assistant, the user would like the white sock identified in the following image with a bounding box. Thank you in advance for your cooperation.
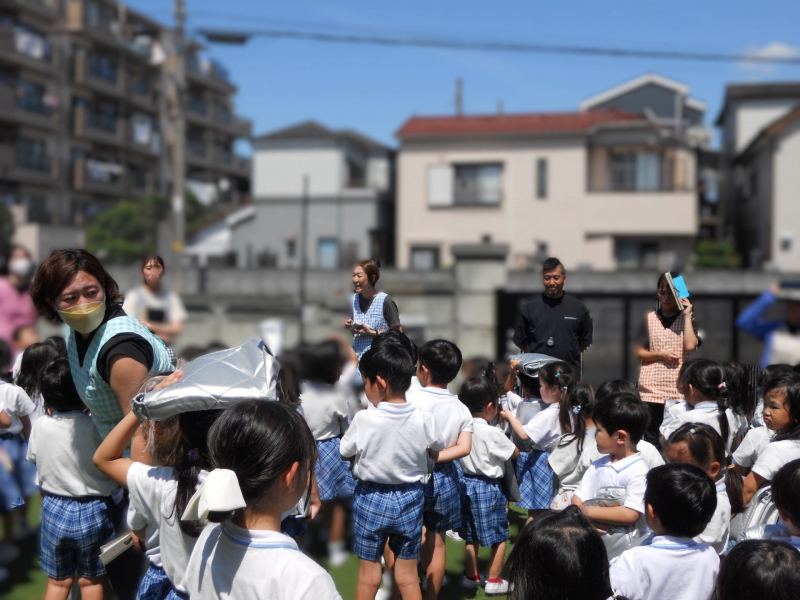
[327,540,346,555]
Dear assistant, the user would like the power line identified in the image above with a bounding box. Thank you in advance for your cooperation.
[196,27,800,65]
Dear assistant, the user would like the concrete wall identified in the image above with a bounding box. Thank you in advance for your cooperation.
[396,138,696,271]
[252,141,344,197]
[772,119,800,270]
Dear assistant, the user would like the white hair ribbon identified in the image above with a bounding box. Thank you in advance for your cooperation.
[181,469,247,521]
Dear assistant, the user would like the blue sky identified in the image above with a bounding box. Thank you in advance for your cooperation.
[129,0,800,148]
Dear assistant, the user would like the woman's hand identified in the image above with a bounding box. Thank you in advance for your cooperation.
[343,318,353,330]
[153,370,183,391]
[510,359,521,372]
[358,324,375,336]
[681,298,693,317]
[660,350,681,365]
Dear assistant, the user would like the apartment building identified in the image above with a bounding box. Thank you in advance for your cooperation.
[0,0,250,259]
[716,82,800,269]
[395,74,703,272]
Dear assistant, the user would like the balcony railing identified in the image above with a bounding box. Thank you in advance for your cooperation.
[188,56,233,85]
[88,110,118,133]
[187,97,208,116]
[88,54,119,85]
[16,147,50,172]
[0,22,52,63]
[188,139,207,159]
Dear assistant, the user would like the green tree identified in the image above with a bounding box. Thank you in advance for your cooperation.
[86,200,154,263]
[694,239,742,269]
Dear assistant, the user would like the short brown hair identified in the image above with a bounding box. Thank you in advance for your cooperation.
[30,249,122,322]
[142,254,165,272]
[357,259,380,286]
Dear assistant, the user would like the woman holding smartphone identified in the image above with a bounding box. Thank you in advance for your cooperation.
[343,259,402,363]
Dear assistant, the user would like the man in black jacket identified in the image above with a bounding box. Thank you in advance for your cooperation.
[512,257,593,371]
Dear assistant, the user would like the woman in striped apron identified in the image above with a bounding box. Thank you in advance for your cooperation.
[636,272,699,445]
[343,260,402,364]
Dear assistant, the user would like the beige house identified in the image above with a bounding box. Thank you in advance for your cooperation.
[395,77,702,272]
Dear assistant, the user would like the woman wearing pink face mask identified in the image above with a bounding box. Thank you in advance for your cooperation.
[0,245,38,357]
[29,249,173,457]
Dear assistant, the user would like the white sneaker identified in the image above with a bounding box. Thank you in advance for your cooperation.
[0,544,20,565]
[446,529,463,542]
[375,587,392,600]
[328,549,350,568]
[484,579,510,595]
[461,575,482,589]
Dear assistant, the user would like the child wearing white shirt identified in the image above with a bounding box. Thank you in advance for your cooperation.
[571,393,651,558]
[665,423,743,554]
[179,401,341,600]
[340,335,445,600]
[501,361,577,523]
[0,381,36,532]
[26,359,117,600]
[741,371,800,508]
[456,376,518,595]
[406,339,472,599]
[609,463,719,600]
[94,370,221,599]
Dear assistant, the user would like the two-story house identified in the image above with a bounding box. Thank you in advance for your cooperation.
[395,74,704,271]
[228,120,394,269]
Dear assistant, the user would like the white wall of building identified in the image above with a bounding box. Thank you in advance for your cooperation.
[396,138,696,270]
[735,99,800,152]
[771,119,800,270]
[252,142,344,197]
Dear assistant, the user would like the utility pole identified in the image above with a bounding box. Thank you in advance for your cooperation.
[171,0,187,291]
[298,175,309,342]
[455,78,463,115]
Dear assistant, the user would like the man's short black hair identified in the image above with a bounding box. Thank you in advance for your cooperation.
[40,358,86,412]
[419,339,462,385]
[645,463,717,537]
[542,257,565,276]
[359,338,415,393]
[592,392,649,444]
[772,458,800,527]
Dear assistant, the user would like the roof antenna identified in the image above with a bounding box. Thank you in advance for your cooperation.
[455,78,463,116]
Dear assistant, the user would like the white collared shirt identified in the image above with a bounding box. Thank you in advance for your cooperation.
[610,536,719,600]
[0,382,35,436]
[662,401,738,451]
[460,418,517,479]
[299,381,354,441]
[752,439,800,481]
[573,452,649,515]
[180,523,342,599]
[340,401,445,485]
[522,402,570,451]
[695,479,731,554]
[660,399,688,437]
[732,426,775,468]
[406,386,473,449]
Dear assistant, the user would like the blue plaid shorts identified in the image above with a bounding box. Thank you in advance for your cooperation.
[354,481,424,561]
[165,591,189,600]
[423,462,461,532]
[516,450,554,510]
[40,494,116,579]
[137,563,174,600]
[316,437,356,501]
[280,516,308,539]
[458,474,508,547]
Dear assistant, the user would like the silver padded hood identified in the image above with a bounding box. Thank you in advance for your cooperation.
[131,338,280,421]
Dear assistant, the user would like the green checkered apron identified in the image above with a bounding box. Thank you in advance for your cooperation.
[67,315,173,456]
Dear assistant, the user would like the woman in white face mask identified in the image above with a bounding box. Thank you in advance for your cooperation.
[0,245,38,356]
[29,249,174,459]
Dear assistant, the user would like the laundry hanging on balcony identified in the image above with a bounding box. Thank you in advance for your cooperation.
[86,159,123,183]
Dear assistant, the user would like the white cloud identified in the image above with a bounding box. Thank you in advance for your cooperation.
[738,42,800,73]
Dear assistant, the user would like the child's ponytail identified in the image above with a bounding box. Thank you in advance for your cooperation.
[558,384,595,454]
[724,361,756,423]
[682,359,730,445]
[540,361,578,434]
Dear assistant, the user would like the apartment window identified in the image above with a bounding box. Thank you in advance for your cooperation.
[88,51,119,84]
[9,21,51,62]
[17,80,48,114]
[347,158,365,188]
[86,2,117,33]
[410,247,439,271]
[615,240,659,270]
[15,137,48,171]
[88,101,117,133]
[454,164,502,205]
[187,93,207,116]
[318,239,339,270]
[3,193,50,224]
[216,102,233,125]
[536,158,548,199]
[187,133,206,158]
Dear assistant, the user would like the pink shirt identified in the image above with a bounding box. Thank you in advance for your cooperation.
[0,277,38,351]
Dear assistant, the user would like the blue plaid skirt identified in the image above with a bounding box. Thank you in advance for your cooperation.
[316,437,356,501]
[516,450,554,510]
[40,494,115,579]
[353,480,424,561]
[423,462,461,532]
[137,563,174,600]
[458,474,508,547]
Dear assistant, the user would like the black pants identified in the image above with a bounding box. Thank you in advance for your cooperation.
[643,402,665,447]
[104,491,146,600]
